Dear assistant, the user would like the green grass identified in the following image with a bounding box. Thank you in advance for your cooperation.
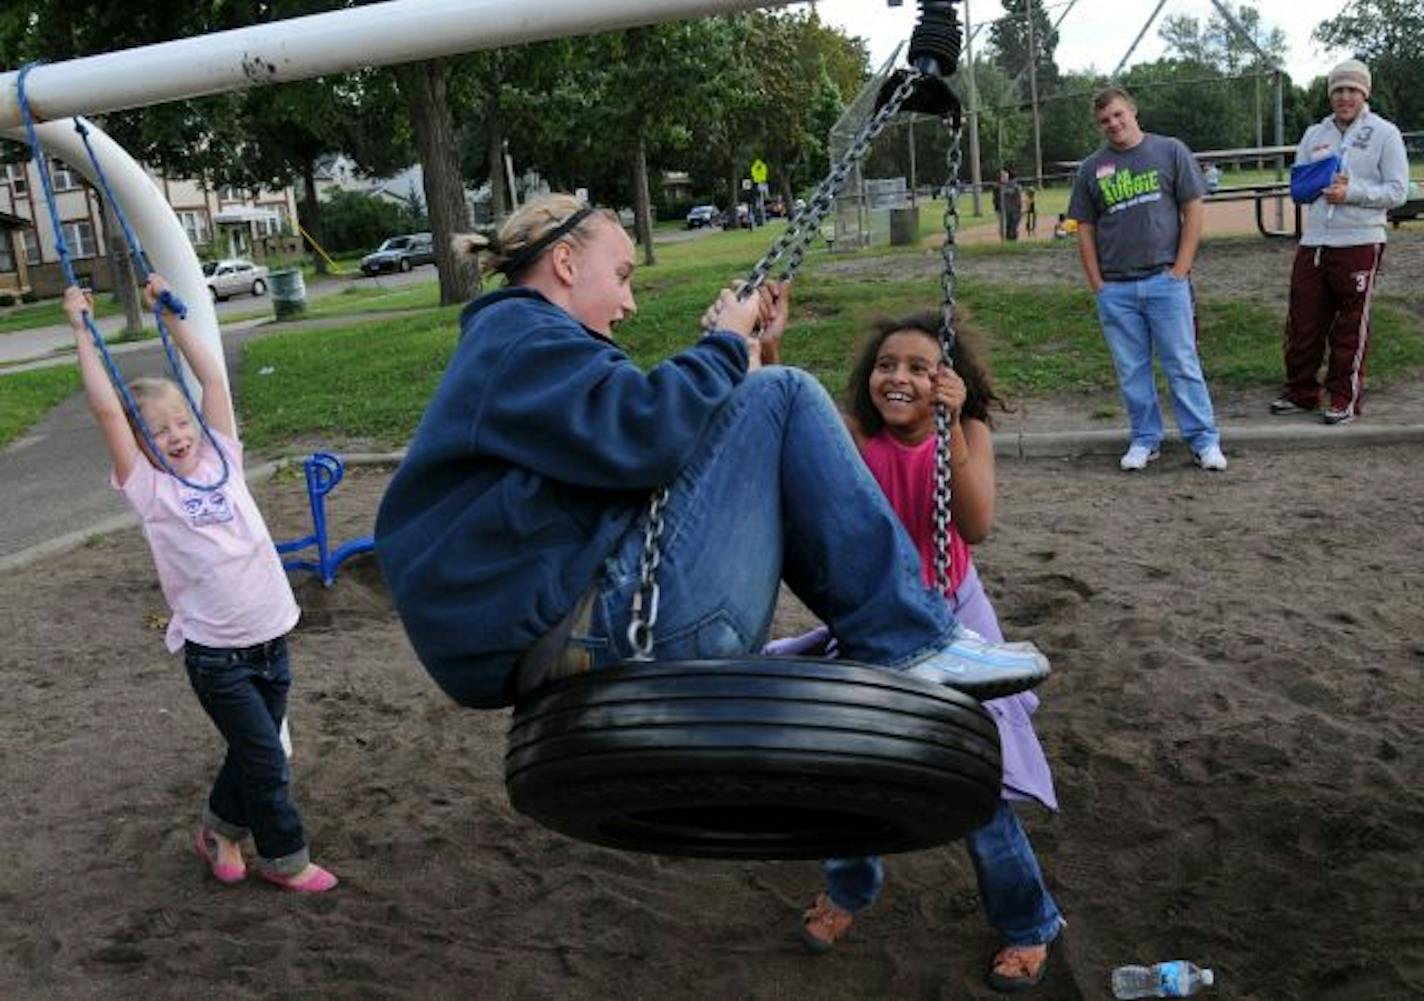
[300,282,440,317]
[238,307,463,448]
[0,365,80,448]
[234,229,1424,451]
[0,296,124,335]
[9,220,1423,454]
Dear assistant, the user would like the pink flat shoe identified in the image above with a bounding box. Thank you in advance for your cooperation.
[194,827,246,885]
[259,863,338,894]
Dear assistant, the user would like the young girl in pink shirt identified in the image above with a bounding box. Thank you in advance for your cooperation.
[63,277,336,893]
[765,308,1062,992]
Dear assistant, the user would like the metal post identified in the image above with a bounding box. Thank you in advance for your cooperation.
[1025,0,1043,186]
[1274,69,1286,229]
[907,114,917,208]
[1,0,782,129]
[1112,0,1169,79]
[963,0,983,216]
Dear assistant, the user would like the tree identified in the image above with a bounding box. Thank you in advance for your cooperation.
[1315,0,1424,127]
[970,57,1031,175]
[234,80,366,275]
[1160,6,1286,74]
[989,0,1061,88]
[316,189,407,253]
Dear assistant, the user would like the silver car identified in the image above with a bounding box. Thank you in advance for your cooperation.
[203,258,270,301]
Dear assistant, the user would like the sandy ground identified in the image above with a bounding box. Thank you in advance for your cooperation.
[855,220,1424,312]
[3,442,1423,1000]
[4,219,1423,1000]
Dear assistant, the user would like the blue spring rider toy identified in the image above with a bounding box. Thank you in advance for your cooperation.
[276,453,375,587]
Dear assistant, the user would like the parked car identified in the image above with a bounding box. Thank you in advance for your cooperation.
[685,204,719,229]
[202,258,270,301]
[360,233,435,275]
[721,203,754,230]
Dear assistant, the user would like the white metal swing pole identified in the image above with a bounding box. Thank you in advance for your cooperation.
[0,0,787,129]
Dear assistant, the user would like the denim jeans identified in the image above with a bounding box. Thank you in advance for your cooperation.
[823,801,1063,947]
[584,367,954,667]
[1095,272,1219,454]
[185,636,309,874]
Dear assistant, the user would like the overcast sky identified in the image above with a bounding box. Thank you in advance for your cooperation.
[807,0,1352,85]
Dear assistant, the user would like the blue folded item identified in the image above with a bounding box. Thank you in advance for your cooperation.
[1291,153,1341,205]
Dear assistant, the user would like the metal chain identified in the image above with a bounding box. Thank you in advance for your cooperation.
[932,128,964,595]
[625,70,935,661]
[740,70,924,298]
[625,487,667,659]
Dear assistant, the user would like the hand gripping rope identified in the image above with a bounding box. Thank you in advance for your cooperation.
[16,63,230,491]
[626,2,967,659]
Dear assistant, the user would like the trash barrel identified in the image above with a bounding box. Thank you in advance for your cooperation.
[889,207,920,246]
[269,268,307,320]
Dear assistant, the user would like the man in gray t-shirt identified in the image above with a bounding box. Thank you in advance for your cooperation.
[1068,87,1225,472]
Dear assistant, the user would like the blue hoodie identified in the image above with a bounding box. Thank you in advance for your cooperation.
[375,286,749,707]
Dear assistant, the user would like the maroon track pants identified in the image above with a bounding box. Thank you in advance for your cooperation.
[1281,243,1384,414]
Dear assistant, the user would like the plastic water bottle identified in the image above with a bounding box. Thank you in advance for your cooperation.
[1111,960,1215,998]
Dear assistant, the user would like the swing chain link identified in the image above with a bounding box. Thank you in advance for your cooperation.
[740,70,923,299]
[932,128,964,595]
[626,486,668,661]
[625,70,936,658]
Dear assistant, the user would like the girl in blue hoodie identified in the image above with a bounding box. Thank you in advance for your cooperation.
[375,193,1049,709]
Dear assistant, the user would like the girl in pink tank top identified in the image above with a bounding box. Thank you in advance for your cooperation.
[785,311,1064,991]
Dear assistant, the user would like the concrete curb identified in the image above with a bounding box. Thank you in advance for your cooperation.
[4,424,1421,575]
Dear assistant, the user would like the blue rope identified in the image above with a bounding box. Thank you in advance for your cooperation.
[16,63,228,491]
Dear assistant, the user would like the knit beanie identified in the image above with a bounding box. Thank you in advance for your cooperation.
[1328,59,1371,98]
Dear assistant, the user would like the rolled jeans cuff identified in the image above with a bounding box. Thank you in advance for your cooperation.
[203,804,250,844]
[256,844,311,876]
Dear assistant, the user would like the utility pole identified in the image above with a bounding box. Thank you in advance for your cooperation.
[1024,0,1043,186]
[963,0,983,216]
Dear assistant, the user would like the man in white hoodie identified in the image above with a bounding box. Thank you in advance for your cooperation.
[1271,59,1408,425]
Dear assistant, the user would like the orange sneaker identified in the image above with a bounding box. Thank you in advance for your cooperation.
[799,892,853,954]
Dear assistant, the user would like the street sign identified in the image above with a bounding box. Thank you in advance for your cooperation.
[750,158,768,184]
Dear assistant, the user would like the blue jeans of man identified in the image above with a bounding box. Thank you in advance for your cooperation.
[185,637,309,874]
[822,801,1063,946]
[583,367,954,667]
[1095,272,1219,454]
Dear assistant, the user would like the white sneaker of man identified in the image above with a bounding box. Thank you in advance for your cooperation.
[1194,444,1228,471]
[1119,444,1160,471]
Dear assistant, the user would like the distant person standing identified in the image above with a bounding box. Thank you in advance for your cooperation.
[1024,186,1038,237]
[1068,86,1226,472]
[1203,163,1222,193]
[1271,59,1408,425]
[993,167,1022,242]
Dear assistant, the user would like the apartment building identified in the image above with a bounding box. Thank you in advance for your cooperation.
[0,156,300,298]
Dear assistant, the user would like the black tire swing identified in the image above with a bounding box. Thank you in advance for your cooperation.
[507,2,996,860]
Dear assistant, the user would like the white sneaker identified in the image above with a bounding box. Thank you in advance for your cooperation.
[904,624,1051,700]
[1194,444,1228,471]
[1119,444,1160,471]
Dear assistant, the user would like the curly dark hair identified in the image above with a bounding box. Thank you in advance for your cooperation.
[844,310,1003,437]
